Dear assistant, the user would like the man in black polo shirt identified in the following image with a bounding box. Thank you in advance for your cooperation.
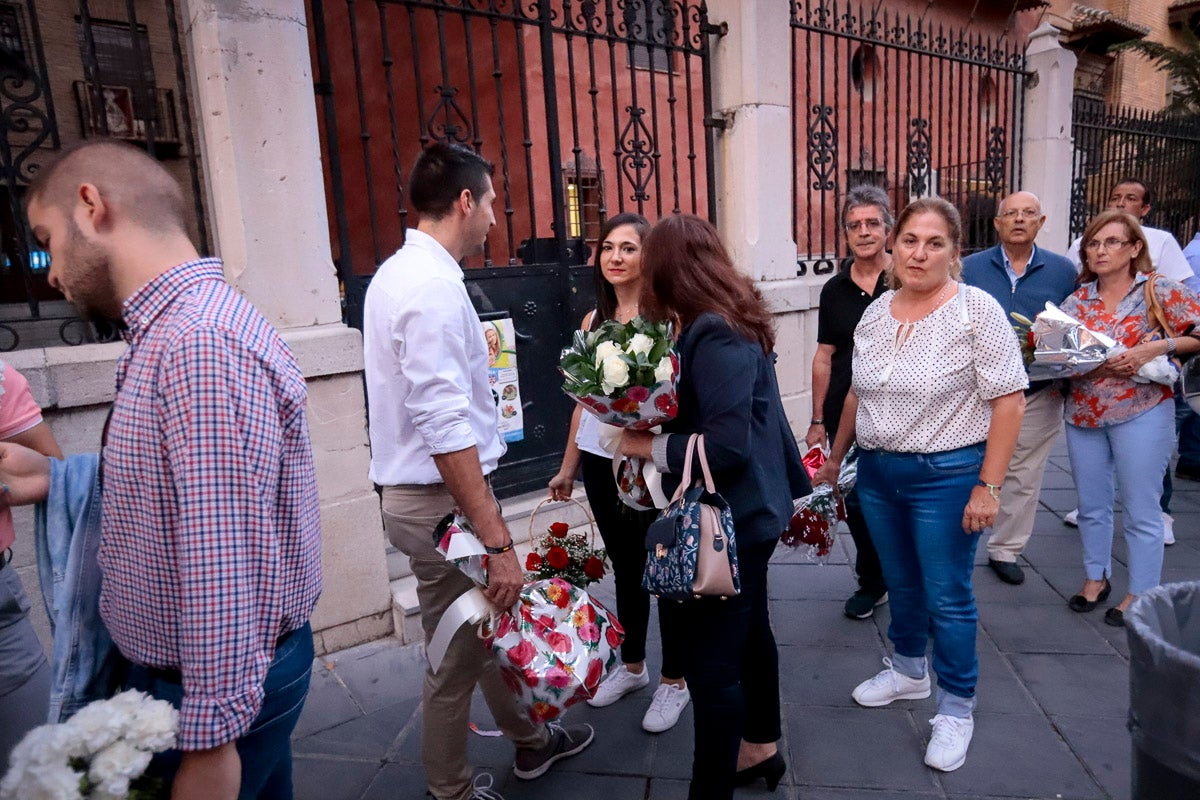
[807,185,891,619]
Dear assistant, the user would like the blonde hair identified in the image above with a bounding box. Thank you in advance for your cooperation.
[887,197,963,290]
[1077,210,1152,283]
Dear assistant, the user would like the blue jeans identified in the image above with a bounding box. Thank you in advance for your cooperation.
[0,564,50,770]
[125,622,314,799]
[856,444,985,707]
[1065,402,1174,595]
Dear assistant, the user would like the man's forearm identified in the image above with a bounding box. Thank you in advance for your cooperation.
[432,446,511,548]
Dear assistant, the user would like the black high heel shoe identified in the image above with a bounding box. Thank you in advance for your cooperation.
[1068,577,1111,612]
[733,751,786,792]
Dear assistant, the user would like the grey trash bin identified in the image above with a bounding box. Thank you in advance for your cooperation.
[1126,581,1200,800]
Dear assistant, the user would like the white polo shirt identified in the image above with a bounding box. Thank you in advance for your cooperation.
[363,229,506,485]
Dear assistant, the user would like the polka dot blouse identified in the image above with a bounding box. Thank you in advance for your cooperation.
[852,283,1029,453]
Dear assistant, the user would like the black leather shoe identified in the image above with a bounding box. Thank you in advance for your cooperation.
[1104,607,1125,627]
[1176,462,1200,482]
[733,751,786,792]
[988,559,1025,585]
[1068,578,1111,612]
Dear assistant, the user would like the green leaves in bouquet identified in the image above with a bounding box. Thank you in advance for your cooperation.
[560,315,675,399]
[1009,311,1036,367]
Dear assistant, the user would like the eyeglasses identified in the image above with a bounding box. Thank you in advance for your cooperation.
[1084,238,1132,252]
[845,219,884,232]
[998,208,1041,220]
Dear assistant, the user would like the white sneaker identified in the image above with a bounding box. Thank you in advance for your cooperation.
[586,664,649,707]
[924,714,974,772]
[852,657,932,707]
[641,683,690,733]
[1163,512,1176,546]
[1064,508,1079,527]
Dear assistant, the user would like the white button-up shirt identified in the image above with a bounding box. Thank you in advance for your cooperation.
[363,229,505,485]
[1067,225,1193,283]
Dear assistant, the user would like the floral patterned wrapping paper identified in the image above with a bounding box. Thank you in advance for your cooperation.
[781,446,858,562]
[570,376,679,430]
[432,515,624,724]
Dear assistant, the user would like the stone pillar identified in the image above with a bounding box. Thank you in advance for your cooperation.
[707,0,815,429]
[1021,22,1077,254]
[181,0,392,653]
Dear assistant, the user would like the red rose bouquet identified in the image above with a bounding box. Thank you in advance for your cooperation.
[430,510,623,724]
[781,446,858,562]
[525,518,608,589]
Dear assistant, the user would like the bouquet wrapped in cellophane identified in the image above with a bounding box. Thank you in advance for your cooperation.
[559,317,678,430]
[430,514,623,724]
[781,446,858,563]
[1012,304,1116,382]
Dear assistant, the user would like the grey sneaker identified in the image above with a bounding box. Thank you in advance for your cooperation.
[513,722,594,780]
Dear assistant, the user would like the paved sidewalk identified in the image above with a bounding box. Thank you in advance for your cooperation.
[292,438,1200,800]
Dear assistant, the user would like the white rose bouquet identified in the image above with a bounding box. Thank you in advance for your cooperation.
[559,316,678,429]
[1,690,178,800]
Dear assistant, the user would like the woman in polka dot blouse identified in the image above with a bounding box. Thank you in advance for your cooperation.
[813,197,1027,773]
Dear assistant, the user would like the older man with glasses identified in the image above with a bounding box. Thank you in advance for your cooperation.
[962,192,1077,585]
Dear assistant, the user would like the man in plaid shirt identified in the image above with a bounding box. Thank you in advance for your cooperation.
[25,141,322,799]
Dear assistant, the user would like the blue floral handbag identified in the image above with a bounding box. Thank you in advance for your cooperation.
[642,434,740,601]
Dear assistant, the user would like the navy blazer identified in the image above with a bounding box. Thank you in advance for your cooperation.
[660,312,809,547]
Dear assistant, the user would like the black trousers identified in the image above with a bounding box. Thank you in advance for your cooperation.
[580,452,686,678]
[828,418,886,596]
[682,538,781,800]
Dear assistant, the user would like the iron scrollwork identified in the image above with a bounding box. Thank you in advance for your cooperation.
[984,125,1007,194]
[424,84,473,145]
[618,105,654,203]
[807,104,836,191]
[1068,177,1089,241]
[906,118,931,197]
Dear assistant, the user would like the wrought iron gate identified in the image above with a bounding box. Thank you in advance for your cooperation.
[308,0,718,496]
[0,0,207,349]
[791,1,1027,274]
[1070,95,1200,245]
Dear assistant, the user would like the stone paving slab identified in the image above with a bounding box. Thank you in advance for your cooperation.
[291,439,1200,800]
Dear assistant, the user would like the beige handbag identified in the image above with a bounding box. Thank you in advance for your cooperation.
[643,434,740,600]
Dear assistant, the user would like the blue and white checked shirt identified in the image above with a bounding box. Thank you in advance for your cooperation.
[99,258,322,750]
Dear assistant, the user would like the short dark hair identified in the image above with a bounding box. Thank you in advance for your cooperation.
[27,139,188,234]
[1111,177,1151,208]
[592,212,650,327]
[408,142,494,220]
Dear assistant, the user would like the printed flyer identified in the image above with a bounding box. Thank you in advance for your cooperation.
[483,317,524,442]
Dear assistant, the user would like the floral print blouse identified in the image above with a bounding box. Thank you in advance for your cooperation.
[1060,274,1200,428]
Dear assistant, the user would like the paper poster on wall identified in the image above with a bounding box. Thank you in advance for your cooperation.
[483,317,524,443]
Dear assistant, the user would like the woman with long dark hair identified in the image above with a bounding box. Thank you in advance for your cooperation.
[618,214,807,798]
[548,212,690,732]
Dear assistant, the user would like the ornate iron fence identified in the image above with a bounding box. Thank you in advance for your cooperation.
[307,0,719,495]
[1070,96,1200,246]
[0,0,207,349]
[791,1,1027,274]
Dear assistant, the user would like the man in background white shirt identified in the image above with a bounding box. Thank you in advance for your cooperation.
[1065,178,1195,287]
[363,142,593,800]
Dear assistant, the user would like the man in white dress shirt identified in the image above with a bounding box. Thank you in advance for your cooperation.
[363,142,593,800]
[1064,178,1186,542]
[1065,178,1194,285]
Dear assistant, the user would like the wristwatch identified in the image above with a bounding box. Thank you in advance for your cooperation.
[1165,337,1177,356]
[976,480,1001,500]
[811,418,825,426]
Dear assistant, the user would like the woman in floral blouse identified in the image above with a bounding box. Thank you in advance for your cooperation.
[1061,209,1200,627]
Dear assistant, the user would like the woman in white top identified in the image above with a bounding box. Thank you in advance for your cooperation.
[547,213,690,733]
[813,197,1027,774]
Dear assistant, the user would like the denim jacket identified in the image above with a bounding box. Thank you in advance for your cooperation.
[33,454,121,721]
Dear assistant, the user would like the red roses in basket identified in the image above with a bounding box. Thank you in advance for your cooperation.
[525,521,608,587]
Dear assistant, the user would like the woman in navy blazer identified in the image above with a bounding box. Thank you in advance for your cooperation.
[619,214,809,799]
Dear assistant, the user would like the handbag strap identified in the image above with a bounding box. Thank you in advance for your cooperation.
[695,436,718,494]
[1143,274,1177,339]
[669,434,699,504]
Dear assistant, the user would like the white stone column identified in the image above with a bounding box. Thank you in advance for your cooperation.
[1021,22,1078,255]
[707,0,815,429]
[180,0,392,653]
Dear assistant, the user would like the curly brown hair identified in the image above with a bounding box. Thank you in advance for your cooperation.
[639,214,776,354]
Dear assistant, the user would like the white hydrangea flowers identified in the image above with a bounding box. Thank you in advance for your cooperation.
[1,690,178,800]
